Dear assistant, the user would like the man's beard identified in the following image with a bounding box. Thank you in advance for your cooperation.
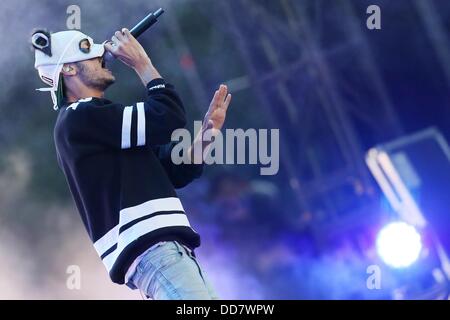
[77,62,115,91]
[85,75,115,91]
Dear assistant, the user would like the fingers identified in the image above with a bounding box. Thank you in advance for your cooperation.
[223,93,232,111]
[104,41,116,54]
[111,35,120,46]
[217,85,228,105]
[210,89,220,109]
[203,85,231,132]
[122,28,133,40]
[215,85,231,111]
[107,29,130,54]
[114,30,125,41]
[111,29,130,47]
[204,85,231,126]
[209,85,229,110]
[204,90,219,120]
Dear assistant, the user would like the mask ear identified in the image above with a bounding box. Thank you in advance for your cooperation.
[31,29,52,57]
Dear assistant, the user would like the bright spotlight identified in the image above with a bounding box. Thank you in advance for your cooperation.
[376,222,422,268]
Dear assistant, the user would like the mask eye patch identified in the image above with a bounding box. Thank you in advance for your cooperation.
[31,30,52,57]
[79,38,91,54]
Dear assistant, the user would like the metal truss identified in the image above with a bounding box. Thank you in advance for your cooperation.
[157,0,446,228]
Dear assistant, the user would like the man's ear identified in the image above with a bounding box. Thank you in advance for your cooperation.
[61,63,77,76]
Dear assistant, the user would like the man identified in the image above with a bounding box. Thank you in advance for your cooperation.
[31,28,231,299]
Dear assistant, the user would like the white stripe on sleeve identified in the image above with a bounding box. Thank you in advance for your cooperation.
[136,102,146,146]
[121,106,133,149]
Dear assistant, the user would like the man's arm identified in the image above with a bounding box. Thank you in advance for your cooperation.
[152,142,204,189]
[66,78,186,150]
[152,85,232,188]
[188,84,232,164]
[67,29,188,150]
[105,28,232,155]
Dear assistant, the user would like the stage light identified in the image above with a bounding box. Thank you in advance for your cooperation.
[376,222,422,268]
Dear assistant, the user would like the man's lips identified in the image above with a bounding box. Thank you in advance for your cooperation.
[101,59,112,73]
[99,57,109,69]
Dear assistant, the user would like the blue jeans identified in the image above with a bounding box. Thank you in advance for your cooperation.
[126,241,218,300]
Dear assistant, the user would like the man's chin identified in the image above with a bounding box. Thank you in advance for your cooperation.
[105,76,116,87]
[97,76,116,91]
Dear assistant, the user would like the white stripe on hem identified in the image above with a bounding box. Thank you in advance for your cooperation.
[93,197,185,257]
[120,197,184,226]
[102,213,191,272]
[94,225,119,256]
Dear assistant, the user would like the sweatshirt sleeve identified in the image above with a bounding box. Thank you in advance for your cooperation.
[66,79,186,150]
[152,142,204,189]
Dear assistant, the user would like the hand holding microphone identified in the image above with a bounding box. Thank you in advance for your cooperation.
[104,8,164,85]
[104,8,164,63]
[105,28,151,70]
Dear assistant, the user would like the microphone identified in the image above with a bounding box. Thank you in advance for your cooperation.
[130,8,164,38]
[104,8,164,61]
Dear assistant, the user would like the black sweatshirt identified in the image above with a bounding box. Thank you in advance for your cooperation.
[54,78,202,284]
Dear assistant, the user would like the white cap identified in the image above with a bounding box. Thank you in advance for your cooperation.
[32,30,105,110]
